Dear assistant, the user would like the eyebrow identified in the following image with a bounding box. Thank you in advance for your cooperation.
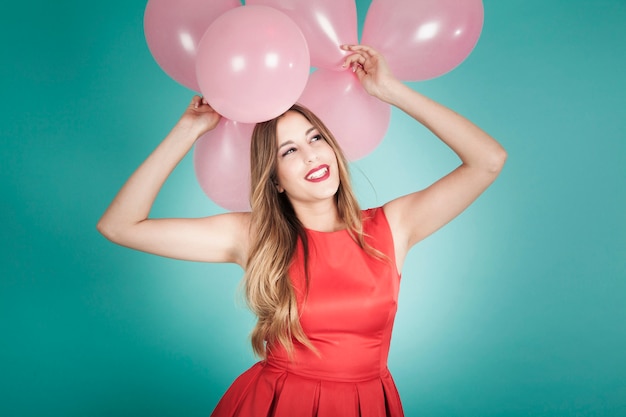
[278,127,317,150]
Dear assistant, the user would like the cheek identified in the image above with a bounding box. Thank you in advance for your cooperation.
[323,143,339,160]
[275,160,296,185]
[325,148,340,169]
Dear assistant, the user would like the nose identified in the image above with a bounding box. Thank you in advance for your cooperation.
[303,147,318,164]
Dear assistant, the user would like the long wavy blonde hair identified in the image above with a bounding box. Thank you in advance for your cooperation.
[245,103,378,359]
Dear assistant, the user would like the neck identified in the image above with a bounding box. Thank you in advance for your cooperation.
[292,199,343,232]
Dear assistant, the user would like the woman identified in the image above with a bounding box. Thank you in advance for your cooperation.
[98,45,507,416]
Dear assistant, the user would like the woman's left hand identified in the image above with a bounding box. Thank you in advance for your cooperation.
[341,44,399,101]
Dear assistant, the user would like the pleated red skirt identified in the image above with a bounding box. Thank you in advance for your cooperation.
[211,361,403,416]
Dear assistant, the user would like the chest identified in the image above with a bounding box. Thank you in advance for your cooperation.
[289,232,400,337]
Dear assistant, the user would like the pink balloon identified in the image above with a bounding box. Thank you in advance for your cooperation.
[196,6,310,124]
[193,118,255,212]
[362,0,484,81]
[247,0,358,70]
[144,0,240,91]
[298,69,391,161]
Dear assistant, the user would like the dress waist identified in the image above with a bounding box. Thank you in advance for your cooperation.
[262,359,392,383]
[265,341,390,383]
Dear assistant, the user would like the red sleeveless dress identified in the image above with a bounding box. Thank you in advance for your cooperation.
[211,208,404,416]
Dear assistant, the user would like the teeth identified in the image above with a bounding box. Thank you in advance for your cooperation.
[308,167,328,180]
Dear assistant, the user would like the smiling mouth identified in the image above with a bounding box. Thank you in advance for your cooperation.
[306,165,330,181]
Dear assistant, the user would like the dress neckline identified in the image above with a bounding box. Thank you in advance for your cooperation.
[303,226,348,235]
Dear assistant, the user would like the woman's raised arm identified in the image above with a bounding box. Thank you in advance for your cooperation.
[97,96,250,266]
[342,45,507,272]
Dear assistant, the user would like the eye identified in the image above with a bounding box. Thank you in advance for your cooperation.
[310,134,323,143]
[281,147,296,157]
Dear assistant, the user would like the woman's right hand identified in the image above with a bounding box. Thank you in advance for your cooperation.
[179,95,222,137]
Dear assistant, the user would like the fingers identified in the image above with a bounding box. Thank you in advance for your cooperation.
[340,44,372,52]
[341,44,377,58]
[191,95,203,108]
[341,44,379,72]
[342,51,366,71]
[342,56,362,72]
[191,95,212,110]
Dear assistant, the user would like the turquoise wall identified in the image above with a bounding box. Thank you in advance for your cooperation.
[1,1,624,416]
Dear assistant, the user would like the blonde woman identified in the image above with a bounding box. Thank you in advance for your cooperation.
[98,45,506,416]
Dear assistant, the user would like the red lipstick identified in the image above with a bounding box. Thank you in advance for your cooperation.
[305,164,330,182]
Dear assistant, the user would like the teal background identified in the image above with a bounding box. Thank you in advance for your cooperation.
[1,0,624,416]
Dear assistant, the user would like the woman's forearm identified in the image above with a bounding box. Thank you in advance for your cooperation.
[96,120,201,240]
[97,96,220,242]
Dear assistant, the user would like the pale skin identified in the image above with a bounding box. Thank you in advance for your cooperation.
[97,44,507,273]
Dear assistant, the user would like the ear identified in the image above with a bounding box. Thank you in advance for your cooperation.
[271,175,285,193]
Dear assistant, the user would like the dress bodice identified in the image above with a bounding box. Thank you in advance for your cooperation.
[266,207,401,382]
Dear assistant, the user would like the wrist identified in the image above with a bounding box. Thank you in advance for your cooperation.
[376,78,407,105]
[179,112,216,134]
[173,118,207,143]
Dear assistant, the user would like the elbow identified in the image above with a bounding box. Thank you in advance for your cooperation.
[97,216,142,246]
[96,217,121,243]
[487,145,507,175]
[96,218,112,240]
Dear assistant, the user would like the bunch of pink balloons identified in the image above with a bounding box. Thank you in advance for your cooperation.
[143,0,484,211]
